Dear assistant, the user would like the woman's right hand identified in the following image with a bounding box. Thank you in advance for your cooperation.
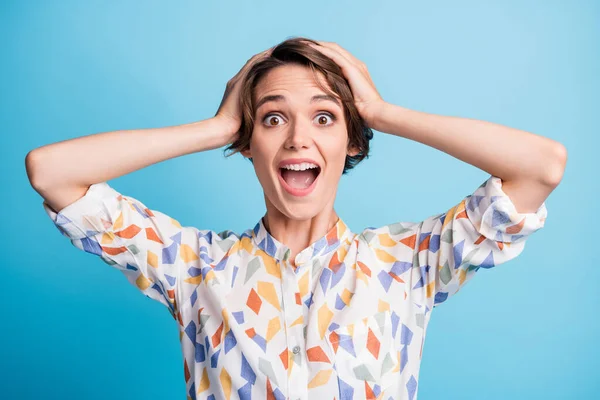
[214,46,274,145]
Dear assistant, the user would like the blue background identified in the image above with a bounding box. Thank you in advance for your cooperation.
[2,0,597,398]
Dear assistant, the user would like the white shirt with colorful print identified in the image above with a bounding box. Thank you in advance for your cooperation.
[42,175,547,400]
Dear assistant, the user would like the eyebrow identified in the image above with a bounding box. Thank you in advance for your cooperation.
[255,94,341,112]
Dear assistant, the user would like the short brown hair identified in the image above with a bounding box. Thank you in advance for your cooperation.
[223,36,373,175]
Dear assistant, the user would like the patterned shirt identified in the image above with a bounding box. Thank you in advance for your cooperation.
[43,175,547,400]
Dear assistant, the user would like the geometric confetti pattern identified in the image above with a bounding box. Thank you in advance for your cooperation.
[42,175,547,400]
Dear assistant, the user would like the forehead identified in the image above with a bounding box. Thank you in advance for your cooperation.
[254,64,330,98]
[254,64,341,112]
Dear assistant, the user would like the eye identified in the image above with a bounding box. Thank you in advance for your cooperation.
[263,113,284,127]
[314,112,336,126]
[262,112,338,128]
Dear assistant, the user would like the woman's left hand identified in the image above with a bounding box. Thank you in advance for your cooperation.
[304,40,385,130]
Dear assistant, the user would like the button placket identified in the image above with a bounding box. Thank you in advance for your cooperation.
[281,256,308,400]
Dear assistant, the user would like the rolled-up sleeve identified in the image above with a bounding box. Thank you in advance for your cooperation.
[43,182,190,318]
[417,175,547,308]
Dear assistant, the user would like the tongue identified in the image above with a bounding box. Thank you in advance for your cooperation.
[281,169,317,189]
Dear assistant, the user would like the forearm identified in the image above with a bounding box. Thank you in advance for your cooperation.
[373,102,566,186]
[26,116,230,190]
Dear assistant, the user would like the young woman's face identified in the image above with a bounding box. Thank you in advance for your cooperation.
[241,64,359,219]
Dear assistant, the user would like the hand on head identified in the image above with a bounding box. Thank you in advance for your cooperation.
[214,46,274,144]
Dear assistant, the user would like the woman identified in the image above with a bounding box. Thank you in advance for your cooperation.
[26,37,566,400]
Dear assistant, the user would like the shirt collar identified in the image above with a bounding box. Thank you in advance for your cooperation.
[251,215,353,267]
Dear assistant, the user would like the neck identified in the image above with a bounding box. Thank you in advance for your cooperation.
[262,204,339,260]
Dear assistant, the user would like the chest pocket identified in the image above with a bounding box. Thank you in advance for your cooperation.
[326,310,399,394]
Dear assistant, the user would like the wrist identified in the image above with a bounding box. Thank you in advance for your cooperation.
[213,115,240,137]
[186,117,236,152]
[370,102,409,136]
[364,100,389,132]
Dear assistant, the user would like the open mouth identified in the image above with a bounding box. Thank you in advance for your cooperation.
[278,166,321,190]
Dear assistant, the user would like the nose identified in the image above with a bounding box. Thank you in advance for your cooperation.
[284,114,314,150]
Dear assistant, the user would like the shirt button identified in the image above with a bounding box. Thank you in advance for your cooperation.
[292,345,301,354]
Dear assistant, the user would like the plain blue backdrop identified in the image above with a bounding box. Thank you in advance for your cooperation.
[2,0,597,399]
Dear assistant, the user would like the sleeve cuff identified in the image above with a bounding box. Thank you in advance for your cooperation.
[465,176,548,243]
[42,182,121,240]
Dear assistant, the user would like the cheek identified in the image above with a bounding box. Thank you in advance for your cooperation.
[249,143,277,179]
[248,133,268,159]
[327,137,350,165]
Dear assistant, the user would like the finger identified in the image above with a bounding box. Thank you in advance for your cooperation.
[312,41,375,85]
[234,47,273,80]
[305,41,362,79]
[302,43,363,86]
[255,46,274,59]
[246,48,271,66]
[310,41,360,71]
[317,41,374,84]
[317,41,367,71]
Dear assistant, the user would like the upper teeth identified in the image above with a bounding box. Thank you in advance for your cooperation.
[281,162,319,171]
